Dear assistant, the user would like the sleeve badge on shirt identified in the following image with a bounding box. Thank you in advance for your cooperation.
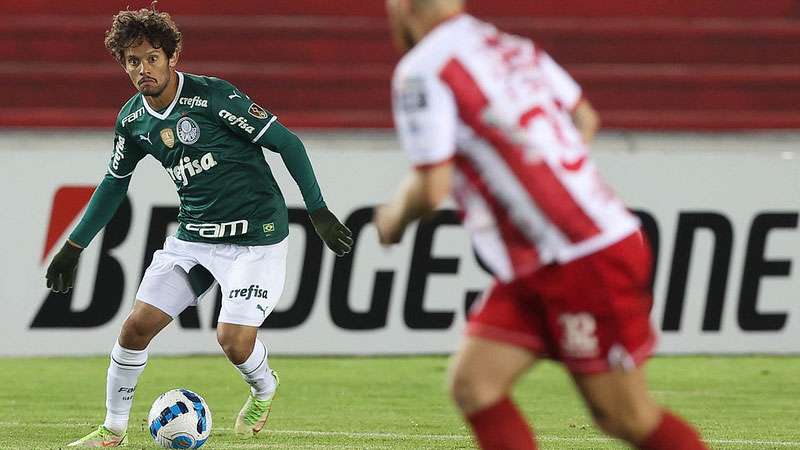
[398,77,428,112]
[248,103,269,119]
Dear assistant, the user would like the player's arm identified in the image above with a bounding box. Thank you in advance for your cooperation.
[539,50,600,144]
[45,128,145,293]
[374,71,456,245]
[571,98,600,144]
[375,163,452,244]
[211,80,352,256]
[260,122,353,256]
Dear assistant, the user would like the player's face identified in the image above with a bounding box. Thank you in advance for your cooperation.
[386,0,416,53]
[122,39,178,97]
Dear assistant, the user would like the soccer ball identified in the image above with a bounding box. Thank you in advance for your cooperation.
[148,389,212,449]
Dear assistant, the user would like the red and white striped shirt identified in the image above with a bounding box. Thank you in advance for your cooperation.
[392,14,639,282]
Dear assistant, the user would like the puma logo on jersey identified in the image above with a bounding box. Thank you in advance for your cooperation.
[138,133,152,145]
[256,304,267,317]
[228,91,241,100]
[218,109,256,134]
[165,152,218,186]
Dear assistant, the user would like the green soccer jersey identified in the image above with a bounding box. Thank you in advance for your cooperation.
[101,71,324,246]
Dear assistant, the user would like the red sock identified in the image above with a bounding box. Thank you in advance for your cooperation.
[639,410,708,450]
[466,397,537,450]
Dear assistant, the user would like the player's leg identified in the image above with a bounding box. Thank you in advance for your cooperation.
[103,301,172,432]
[69,301,180,447]
[210,239,288,436]
[452,279,547,449]
[217,322,280,435]
[69,304,175,447]
[217,322,278,401]
[450,336,537,450]
[573,368,707,449]
[551,232,707,449]
[69,238,207,447]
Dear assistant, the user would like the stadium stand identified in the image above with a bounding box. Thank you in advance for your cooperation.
[2,0,799,129]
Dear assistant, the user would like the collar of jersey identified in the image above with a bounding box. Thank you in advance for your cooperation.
[142,71,185,120]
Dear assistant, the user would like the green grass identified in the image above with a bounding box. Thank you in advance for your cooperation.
[0,356,798,449]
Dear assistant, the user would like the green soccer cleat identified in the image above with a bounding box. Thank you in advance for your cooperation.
[67,425,127,447]
[235,370,280,436]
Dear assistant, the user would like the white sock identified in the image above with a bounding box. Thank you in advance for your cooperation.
[235,339,276,400]
[103,341,148,434]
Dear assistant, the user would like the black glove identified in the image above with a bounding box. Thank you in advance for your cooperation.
[310,207,353,257]
[45,241,82,293]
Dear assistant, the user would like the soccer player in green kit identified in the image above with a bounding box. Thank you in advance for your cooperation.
[45,7,353,447]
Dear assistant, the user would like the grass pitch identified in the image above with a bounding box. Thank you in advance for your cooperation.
[0,355,797,449]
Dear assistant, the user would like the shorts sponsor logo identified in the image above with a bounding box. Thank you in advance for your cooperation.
[218,109,256,134]
[229,284,269,301]
[176,117,200,145]
[160,128,176,148]
[248,103,269,119]
[178,96,208,108]
[121,107,145,127]
[185,219,248,238]
[166,152,218,185]
[608,344,636,371]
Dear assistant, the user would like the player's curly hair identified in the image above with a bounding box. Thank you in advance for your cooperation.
[104,4,182,65]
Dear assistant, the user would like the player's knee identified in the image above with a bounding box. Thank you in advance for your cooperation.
[588,404,620,437]
[449,369,505,414]
[216,329,250,364]
[119,316,156,350]
[590,404,658,442]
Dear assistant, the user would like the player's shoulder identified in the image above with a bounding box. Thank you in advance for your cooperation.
[394,14,476,83]
[115,93,145,132]
[183,73,238,97]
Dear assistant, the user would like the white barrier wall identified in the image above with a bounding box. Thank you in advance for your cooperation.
[1,131,798,356]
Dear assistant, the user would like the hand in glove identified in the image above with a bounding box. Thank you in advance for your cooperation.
[45,241,83,293]
[310,208,353,257]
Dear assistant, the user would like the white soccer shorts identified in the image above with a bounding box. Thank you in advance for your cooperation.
[136,236,288,327]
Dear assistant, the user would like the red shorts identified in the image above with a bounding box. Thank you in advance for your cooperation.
[467,232,656,374]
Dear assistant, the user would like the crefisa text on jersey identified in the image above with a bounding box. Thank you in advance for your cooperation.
[178,96,208,108]
[218,109,256,134]
[165,153,218,186]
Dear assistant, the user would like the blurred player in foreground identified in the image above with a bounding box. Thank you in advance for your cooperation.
[45,6,352,447]
[375,1,708,449]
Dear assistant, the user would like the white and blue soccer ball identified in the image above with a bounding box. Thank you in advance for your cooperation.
[148,388,212,449]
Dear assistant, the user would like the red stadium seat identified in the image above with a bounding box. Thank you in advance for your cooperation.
[2,1,799,129]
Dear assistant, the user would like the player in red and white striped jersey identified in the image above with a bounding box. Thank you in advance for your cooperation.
[374,1,708,449]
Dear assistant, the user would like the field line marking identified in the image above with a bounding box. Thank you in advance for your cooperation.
[226,428,800,446]
[1,422,799,447]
